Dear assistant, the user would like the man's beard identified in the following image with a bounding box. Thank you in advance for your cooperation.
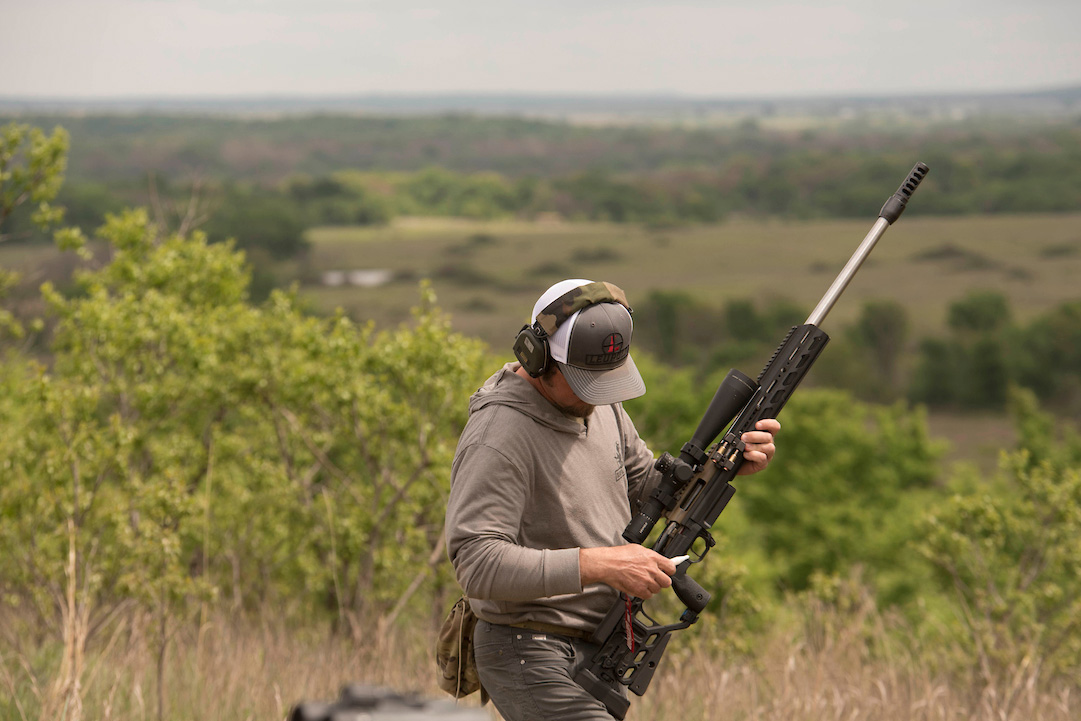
[540,374,596,418]
[554,399,595,418]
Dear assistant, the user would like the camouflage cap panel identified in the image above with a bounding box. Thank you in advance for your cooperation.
[534,281,631,337]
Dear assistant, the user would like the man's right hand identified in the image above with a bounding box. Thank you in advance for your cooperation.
[579,545,677,599]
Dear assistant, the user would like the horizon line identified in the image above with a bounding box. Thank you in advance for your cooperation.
[2,81,1081,105]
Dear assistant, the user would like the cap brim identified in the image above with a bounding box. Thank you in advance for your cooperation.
[556,354,646,406]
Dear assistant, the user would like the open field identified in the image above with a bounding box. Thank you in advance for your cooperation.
[5,213,1076,354]
[3,606,1076,721]
[299,213,1081,351]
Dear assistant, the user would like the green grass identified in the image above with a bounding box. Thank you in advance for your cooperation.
[6,212,1077,358]
[299,213,1081,351]
[5,214,1076,350]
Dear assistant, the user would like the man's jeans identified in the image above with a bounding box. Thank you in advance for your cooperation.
[473,620,623,720]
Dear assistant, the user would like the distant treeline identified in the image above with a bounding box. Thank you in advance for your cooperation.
[7,139,1081,259]
[2,113,1081,248]
[4,112,1077,184]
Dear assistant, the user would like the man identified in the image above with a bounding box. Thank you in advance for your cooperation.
[445,279,779,720]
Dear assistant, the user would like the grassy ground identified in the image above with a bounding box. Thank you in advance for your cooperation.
[3,604,1076,721]
[3,213,1076,351]
[298,213,1081,351]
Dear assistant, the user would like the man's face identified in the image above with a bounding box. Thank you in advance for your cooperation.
[541,367,595,418]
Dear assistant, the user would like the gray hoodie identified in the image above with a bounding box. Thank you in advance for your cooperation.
[446,362,660,632]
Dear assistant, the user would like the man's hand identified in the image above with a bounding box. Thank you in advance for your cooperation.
[737,418,780,476]
[579,545,676,600]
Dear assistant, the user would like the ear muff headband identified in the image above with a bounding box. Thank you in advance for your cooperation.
[513,281,631,377]
[533,281,631,336]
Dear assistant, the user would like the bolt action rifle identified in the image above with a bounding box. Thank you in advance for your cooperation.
[574,162,931,720]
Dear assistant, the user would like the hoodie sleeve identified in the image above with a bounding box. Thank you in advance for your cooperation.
[446,442,582,601]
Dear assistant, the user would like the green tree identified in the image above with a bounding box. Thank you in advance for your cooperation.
[8,208,254,719]
[815,300,911,403]
[628,373,948,614]
[1011,301,1081,412]
[735,389,944,606]
[0,123,70,239]
[635,290,695,362]
[0,204,489,718]
[908,337,959,406]
[242,282,487,630]
[910,291,1014,410]
[919,389,1081,714]
[0,123,83,341]
[289,173,393,225]
[201,185,308,259]
[961,336,1010,408]
[947,290,1011,335]
[851,300,909,394]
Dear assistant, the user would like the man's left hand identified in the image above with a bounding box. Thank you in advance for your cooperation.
[737,419,780,475]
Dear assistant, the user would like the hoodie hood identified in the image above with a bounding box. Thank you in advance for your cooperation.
[468,362,587,435]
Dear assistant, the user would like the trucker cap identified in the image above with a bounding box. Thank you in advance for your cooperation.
[530,279,647,405]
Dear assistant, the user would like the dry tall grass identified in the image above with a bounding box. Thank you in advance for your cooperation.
[639,629,1077,721]
[2,604,1077,721]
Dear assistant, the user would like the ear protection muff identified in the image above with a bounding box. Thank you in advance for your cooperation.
[512,281,631,378]
[512,323,551,377]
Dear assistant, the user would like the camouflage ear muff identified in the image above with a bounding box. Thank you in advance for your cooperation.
[513,281,631,378]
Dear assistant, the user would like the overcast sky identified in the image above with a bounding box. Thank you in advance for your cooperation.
[3,0,1080,98]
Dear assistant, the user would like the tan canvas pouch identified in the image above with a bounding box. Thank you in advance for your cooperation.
[435,596,488,704]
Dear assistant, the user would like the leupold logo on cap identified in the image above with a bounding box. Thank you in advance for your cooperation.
[584,333,628,365]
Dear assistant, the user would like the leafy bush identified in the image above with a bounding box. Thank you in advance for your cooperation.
[919,388,1081,696]
[0,207,489,714]
[735,390,945,606]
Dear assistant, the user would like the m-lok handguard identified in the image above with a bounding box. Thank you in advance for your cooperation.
[575,162,930,720]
